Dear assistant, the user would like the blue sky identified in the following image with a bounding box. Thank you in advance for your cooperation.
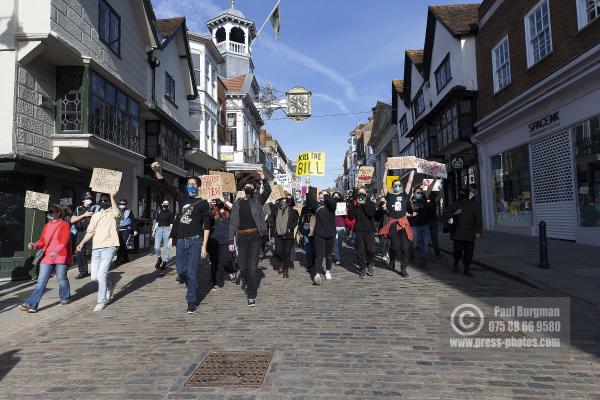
[154,0,480,188]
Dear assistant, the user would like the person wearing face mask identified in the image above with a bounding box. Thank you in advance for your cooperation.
[348,187,377,279]
[208,200,235,289]
[332,192,346,266]
[70,192,100,279]
[273,194,299,278]
[380,164,415,278]
[228,170,271,307]
[151,162,211,314]
[18,204,72,313]
[76,192,120,312]
[306,179,337,284]
[299,202,316,272]
[409,185,435,269]
[443,188,482,277]
[152,200,174,275]
[115,199,138,265]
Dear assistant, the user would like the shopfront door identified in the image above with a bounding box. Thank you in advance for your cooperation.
[531,131,577,240]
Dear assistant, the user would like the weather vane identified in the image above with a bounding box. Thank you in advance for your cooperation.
[230,0,235,9]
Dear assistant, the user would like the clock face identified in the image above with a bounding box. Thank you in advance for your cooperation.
[289,94,310,115]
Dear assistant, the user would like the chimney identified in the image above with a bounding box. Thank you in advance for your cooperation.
[259,127,267,146]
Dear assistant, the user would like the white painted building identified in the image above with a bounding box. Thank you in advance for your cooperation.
[187,32,225,170]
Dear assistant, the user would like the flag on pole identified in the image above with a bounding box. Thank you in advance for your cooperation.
[269,1,281,39]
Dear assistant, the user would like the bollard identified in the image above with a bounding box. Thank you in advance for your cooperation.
[538,221,550,269]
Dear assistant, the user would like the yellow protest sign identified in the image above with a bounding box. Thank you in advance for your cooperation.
[295,152,326,176]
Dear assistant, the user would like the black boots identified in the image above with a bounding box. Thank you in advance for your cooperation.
[155,258,162,270]
[399,265,409,278]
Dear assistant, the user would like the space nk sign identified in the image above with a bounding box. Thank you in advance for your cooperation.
[295,152,326,176]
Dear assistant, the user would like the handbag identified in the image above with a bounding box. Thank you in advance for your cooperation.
[32,248,45,265]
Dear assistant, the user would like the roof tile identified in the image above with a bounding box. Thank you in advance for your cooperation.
[429,4,479,36]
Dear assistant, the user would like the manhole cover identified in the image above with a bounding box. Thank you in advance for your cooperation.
[186,351,274,389]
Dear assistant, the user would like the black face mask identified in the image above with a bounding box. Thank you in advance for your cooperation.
[162,205,169,210]
[244,187,255,196]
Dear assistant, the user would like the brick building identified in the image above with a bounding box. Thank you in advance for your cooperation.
[474,0,600,245]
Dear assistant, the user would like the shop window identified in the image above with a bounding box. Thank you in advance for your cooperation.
[0,184,26,258]
[574,115,600,227]
[491,144,533,227]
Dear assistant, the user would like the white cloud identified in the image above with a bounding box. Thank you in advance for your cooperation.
[312,93,351,115]
[256,37,358,102]
[153,0,221,33]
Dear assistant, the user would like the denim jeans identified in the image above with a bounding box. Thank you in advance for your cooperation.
[26,264,70,310]
[176,236,201,305]
[428,221,441,256]
[334,228,346,262]
[91,246,116,304]
[154,226,171,262]
[411,225,431,267]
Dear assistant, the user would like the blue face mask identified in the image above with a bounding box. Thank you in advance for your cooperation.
[415,193,424,200]
[186,184,198,197]
[393,186,402,194]
[47,214,56,221]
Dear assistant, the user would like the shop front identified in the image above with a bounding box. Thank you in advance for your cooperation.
[476,84,600,246]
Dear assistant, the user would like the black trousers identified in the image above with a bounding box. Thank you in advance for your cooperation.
[275,237,294,270]
[453,239,475,267]
[117,229,130,262]
[355,231,375,270]
[237,232,261,299]
[75,230,91,274]
[314,235,334,276]
[210,242,235,287]
[389,225,410,269]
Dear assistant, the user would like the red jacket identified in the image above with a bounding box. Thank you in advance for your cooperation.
[378,216,414,241]
[33,220,73,265]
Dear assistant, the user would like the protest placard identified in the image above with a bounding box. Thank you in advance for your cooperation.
[209,171,236,193]
[415,159,448,178]
[199,175,223,199]
[387,156,416,170]
[357,166,375,186]
[269,184,286,202]
[59,197,73,208]
[422,179,442,192]
[295,152,326,176]
[24,191,49,211]
[90,168,122,194]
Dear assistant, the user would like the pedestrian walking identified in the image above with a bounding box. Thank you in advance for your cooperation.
[76,192,120,312]
[379,165,415,278]
[427,191,442,258]
[299,203,316,272]
[348,187,376,279]
[375,195,390,261]
[228,169,271,307]
[70,191,99,279]
[409,185,435,269]
[152,200,174,275]
[151,162,211,314]
[115,199,138,265]
[332,192,346,266]
[273,193,299,279]
[306,180,337,285]
[208,200,235,289]
[19,204,72,313]
[443,189,482,277]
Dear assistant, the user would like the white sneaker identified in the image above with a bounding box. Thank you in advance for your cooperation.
[383,253,390,263]
[105,282,115,303]
[93,302,106,312]
[313,273,322,285]
[325,271,332,280]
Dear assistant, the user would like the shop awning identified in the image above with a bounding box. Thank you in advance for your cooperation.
[185,149,224,171]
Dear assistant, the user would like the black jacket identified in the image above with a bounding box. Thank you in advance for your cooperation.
[443,199,482,242]
[307,193,337,239]
[274,207,299,239]
[348,198,376,232]
[229,180,271,244]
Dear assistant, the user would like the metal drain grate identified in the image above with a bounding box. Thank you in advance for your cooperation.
[186,351,274,389]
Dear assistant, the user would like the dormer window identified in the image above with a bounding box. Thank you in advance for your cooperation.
[434,55,452,93]
[414,89,426,118]
[165,72,176,104]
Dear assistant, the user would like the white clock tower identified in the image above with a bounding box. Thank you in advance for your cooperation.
[206,0,257,79]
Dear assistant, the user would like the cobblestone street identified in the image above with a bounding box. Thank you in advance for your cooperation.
[1,243,600,400]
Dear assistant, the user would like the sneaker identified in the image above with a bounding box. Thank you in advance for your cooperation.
[75,273,89,280]
[399,269,409,278]
[155,258,162,270]
[313,273,322,285]
[212,285,221,291]
[367,266,374,276]
[187,303,197,314]
[176,275,185,284]
[248,298,256,307]
[93,302,106,312]
[59,299,71,306]
[383,253,390,263]
[18,304,36,313]
[105,282,115,303]
[359,270,366,279]
[325,271,332,280]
